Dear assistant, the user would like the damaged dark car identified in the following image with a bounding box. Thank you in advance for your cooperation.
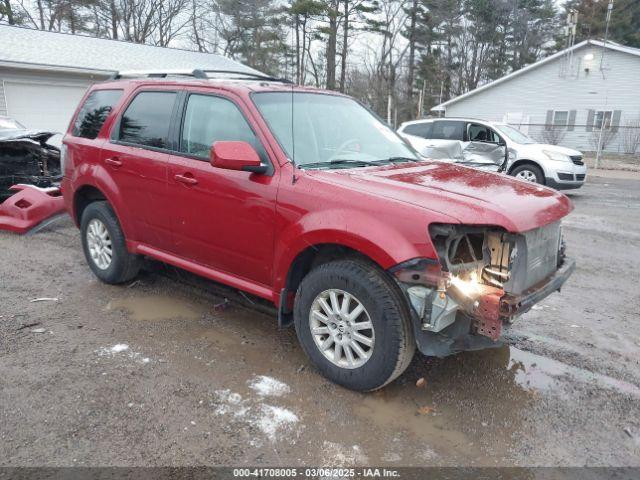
[0,116,62,202]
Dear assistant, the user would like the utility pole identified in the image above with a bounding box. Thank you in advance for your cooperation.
[601,0,614,71]
[595,119,605,169]
[564,10,578,77]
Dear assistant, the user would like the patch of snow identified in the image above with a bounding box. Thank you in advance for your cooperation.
[256,404,298,441]
[213,388,301,443]
[214,390,249,417]
[96,344,151,364]
[248,375,291,397]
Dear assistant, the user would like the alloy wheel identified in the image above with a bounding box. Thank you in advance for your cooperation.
[86,218,113,270]
[515,169,538,183]
[309,289,375,369]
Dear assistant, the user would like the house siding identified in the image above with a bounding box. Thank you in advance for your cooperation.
[0,80,7,116]
[442,44,640,153]
[0,67,96,135]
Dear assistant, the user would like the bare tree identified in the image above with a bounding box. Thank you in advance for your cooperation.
[325,0,339,89]
[589,128,618,152]
[541,125,567,145]
[621,119,640,155]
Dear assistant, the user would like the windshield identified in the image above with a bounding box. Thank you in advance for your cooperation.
[252,92,418,168]
[0,117,25,130]
[494,124,535,144]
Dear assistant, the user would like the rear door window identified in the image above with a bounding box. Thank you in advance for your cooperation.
[118,91,177,149]
[431,120,464,140]
[403,122,433,139]
[72,89,123,139]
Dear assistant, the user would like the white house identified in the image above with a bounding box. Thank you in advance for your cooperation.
[432,40,640,153]
[0,25,259,137]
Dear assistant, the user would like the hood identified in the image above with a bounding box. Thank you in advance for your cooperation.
[311,161,573,233]
[521,143,582,156]
[0,129,58,144]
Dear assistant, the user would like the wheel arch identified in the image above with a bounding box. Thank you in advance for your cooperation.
[274,234,412,328]
[508,159,546,183]
[71,180,134,240]
[283,243,378,295]
[73,184,108,225]
[508,159,544,175]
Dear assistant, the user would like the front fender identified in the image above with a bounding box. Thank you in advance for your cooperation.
[272,208,436,295]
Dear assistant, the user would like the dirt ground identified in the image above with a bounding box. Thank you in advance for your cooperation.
[1,175,639,468]
[584,152,640,172]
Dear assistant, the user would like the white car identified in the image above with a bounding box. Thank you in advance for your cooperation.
[398,118,587,190]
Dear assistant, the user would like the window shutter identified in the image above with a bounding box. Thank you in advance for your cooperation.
[611,110,622,132]
[545,110,553,130]
[567,110,576,131]
[586,110,595,131]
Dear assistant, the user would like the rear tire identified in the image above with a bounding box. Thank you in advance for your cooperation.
[511,163,544,184]
[80,201,141,284]
[294,259,415,391]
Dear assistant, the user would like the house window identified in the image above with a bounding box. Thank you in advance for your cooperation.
[594,110,613,130]
[552,111,569,127]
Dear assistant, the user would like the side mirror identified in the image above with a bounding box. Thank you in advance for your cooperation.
[210,141,267,174]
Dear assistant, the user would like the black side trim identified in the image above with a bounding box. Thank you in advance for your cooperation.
[277,288,294,329]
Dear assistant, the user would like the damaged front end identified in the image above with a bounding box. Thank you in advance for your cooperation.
[390,222,575,357]
[0,130,61,202]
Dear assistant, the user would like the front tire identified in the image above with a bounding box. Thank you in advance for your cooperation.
[294,259,415,391]
[511,163,544,184]
[80,201,141,284]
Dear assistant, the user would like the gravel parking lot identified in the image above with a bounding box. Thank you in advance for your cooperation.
[1,175,639,467]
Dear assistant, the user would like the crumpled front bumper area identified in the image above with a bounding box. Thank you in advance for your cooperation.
[501,257,575,318]
[472,257,576,341]
[0,184,65,234]
[392,255,576,358]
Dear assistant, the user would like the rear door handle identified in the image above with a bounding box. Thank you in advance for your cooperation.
[174,174,198,186]
[105,157,123,167]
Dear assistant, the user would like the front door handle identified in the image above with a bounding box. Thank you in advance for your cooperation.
[105,157,123,167]
[174,173,198,186]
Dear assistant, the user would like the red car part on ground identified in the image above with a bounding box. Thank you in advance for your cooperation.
[0,184,65,234]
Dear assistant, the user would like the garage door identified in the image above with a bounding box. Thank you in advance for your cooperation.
[4,81,89,136]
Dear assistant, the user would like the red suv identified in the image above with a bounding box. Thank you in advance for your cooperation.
[62,70,575,391]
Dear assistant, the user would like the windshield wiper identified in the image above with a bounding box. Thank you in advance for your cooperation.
[369,156,419,165]
[300,159,374,170]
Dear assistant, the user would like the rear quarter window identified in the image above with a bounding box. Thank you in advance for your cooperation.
[72,89,123,139]
[403,122,433,139]
[117,91,177,149]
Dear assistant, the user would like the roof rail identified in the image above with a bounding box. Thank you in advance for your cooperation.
[110,69,207,79]
[110,69,293,84]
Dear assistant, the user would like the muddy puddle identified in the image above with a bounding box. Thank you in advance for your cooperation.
[107,295,206,321]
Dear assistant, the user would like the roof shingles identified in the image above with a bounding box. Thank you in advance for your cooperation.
[0,25,260,75]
